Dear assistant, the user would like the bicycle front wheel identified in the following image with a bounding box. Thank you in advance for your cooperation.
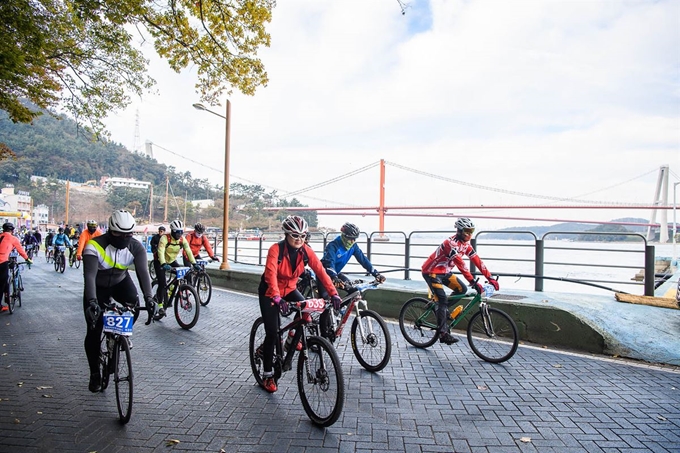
[350,309,391,372]
[148,261,156,280]
[196,272,212,306]
[99,334,111,391]
[115,336,133,424]
[467,307,519,363]
[53,255,59,272]
[399,297,439,348]
[297,336,344,427]
[59,255,66,273]
[174,284,200,329]
[14,275,21,308]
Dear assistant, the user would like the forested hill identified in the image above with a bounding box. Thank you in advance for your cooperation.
[0,107,211,198]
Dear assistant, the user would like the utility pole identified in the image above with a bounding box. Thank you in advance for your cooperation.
[164,175,169,223]
[149,185,154,224]
[65,180,70,225]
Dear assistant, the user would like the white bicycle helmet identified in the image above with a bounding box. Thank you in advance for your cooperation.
[455,217,475,231]
[169,219,184,232]
[281,215,308,235]
[109,210,135,233]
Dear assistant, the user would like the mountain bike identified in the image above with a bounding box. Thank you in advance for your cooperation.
[97,298,154,424]
[46,245,54,264]
[4,252,28,314]
[68,245,80,269]
[399,278,519,363]
[297,270,391,372]
[24,243,36,261]
[53,245,66,273]
[151,266,200,329]
[185,259,213,306]
[249,299,345,427]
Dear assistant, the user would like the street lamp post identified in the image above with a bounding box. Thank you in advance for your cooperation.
[193,101,231,270]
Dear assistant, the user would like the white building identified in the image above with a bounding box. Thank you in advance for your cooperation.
[101,176,151,191]
[190,199,215,209]
[33,204,49,228]
[0,186,32,228]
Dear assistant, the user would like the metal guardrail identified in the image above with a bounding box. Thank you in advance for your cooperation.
[211,229,657,296]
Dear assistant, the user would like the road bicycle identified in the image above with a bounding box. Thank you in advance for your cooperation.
[68,245,80,269]
[249,299,345,427]
[97,298,153,423]
[4,252,28,314]
[151,266,200,329]
[53,245,66,273]
[185,259,213,306]
[399,278,519,363]
[297,270,391,372]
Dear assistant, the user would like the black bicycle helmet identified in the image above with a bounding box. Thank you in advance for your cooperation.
[340,222,360,239]
[194,223,205,234]
[2,222,14,232]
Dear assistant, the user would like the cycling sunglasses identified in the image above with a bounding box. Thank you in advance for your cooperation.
[288,232,307,240]
[462,228,475,235]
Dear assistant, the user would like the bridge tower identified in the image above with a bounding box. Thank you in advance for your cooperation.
[646,165,669,242]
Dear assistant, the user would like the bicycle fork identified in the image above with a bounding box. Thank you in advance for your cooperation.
[479,302,496,337]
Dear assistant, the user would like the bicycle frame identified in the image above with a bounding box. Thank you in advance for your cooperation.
[331,282,378,340]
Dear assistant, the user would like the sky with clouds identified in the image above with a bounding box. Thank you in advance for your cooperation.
[103,0,680,233]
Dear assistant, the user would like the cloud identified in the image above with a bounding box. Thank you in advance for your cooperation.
[103,0,679,231]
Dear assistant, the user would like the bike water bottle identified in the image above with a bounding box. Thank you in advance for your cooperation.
[482,284,495,297]
[449,305,463,320]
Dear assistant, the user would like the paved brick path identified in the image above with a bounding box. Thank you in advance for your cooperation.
[0,262,678,452]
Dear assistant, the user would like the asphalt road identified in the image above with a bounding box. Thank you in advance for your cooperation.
[0,256,678,452]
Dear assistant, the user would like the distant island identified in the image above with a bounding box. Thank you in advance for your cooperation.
[482,218,655,242]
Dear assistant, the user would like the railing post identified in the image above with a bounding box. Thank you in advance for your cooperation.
[470,237,477,275]
[366,235,372,262]
[404,236,411,280]
[233,236,238,263]
[258,237,264,266]
[644,244,655,296]
[535,238,544,292]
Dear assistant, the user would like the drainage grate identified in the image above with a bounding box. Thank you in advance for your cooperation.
[490,294,527,301]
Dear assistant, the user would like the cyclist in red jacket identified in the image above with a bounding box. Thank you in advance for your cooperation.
[258,215,341,393]
[182,223,219,265]
[421,218,499,345]
[0,223,31,312]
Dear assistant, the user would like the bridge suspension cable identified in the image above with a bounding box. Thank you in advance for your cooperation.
[384,161,655,207]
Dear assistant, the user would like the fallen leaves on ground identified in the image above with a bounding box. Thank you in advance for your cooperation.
[519,437,532,443]
[166,439,180,447]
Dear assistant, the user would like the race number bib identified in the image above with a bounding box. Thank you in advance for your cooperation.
[175,267,190,279]
[302,298,326,313]
[102,311,134,336]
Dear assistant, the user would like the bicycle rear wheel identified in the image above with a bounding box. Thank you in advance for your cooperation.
[174,284,200,329]
[399,297,439,348]
[148,261,156,280]
[298,336,344,427]
[6,287,14,314]
[350,309,391,372]
[249,317,282,388]
[467,307,519,363]
[196,272,212,306]
[115,336,133,424]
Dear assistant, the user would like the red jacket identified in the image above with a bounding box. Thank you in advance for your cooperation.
[262,242,338,299]
[421,235,491,282]
[0,233,28,263]
[182,232,216,259]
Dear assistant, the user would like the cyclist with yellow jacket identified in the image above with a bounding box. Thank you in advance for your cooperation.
[156,220,200,317]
